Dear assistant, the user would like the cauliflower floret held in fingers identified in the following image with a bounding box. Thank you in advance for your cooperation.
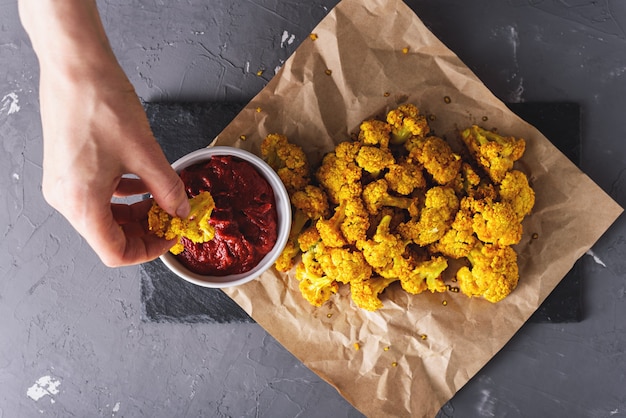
[456,242,519,303]
[148,191,216,255]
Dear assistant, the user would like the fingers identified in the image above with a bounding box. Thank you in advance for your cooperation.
[134,151,190,219]
[85,199,174,267]
[114,177,149,197]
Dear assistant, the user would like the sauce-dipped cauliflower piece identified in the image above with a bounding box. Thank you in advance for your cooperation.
[148,191,216,255]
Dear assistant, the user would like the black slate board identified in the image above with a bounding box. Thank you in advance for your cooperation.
[140,101,582,324]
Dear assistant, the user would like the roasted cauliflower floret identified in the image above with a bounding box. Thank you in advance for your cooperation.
[399,256,448,295]
[460,125,526,183]
[456,242,519,303]
[498,170,535,221]
[341,198,370,246]
[317,246,373,285]
[384,159,426,196]
[275,185,330,272]
[295,247,339,307]
[316,141,363,204]
[261,133,310,194]
[355,145,395,177]
[386,103,430,144]
[148,191,216,255]
[350,276,398,311]
[358,119,391,148]
[360,214,408,275]
[467,197,522,246]
[408,136,462,185]
[362,179,418,216]
[429,201,477,259]
[316,200,349,248]
[398,186,459,246]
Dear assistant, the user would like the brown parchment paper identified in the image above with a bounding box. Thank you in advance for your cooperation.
[212,0,624,416]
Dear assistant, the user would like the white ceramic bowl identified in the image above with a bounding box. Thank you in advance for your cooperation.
[159,146,291,288]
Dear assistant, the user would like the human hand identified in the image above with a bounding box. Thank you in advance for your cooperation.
[40,70,190,266]
[20,0,190,266]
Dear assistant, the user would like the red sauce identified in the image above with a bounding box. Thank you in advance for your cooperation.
[176,155,278,276]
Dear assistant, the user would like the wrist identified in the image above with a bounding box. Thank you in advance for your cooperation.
[19,0,121,83]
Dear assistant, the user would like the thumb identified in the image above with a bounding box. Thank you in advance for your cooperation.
[138,150,190,218]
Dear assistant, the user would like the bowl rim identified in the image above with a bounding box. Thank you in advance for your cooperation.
[159,146,291,288]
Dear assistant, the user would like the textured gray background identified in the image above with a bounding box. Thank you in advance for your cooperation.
[1,1,626,417]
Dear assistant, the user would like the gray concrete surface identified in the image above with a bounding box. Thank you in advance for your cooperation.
[1,0,626,417]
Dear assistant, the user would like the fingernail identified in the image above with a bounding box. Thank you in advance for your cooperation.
[176,201,190,218]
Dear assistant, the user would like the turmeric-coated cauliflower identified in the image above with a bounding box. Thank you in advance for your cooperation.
[460,125,526,184]
[316,141,363,204]
[275,185,330,272]
[295,248,339,307]
[360,214,407,275]
[399,256,448,295]
[498,170,535,221]
[398,186,459,246]
[408,136,462,185]
[350,276,398,311]
[358,119,391,148]
[148,191,216,255]
[456,242,519,303]
[261,133,310,194]
[268,105,534,309]
[429,202,477,259]
[317,246,373,285]
[386,103,430,144]
[362,179,417,216]
[384,159,426,196]
[355,145,395,177]
[466,197,522,246]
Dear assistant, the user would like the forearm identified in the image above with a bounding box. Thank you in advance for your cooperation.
[19,0,121,81]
